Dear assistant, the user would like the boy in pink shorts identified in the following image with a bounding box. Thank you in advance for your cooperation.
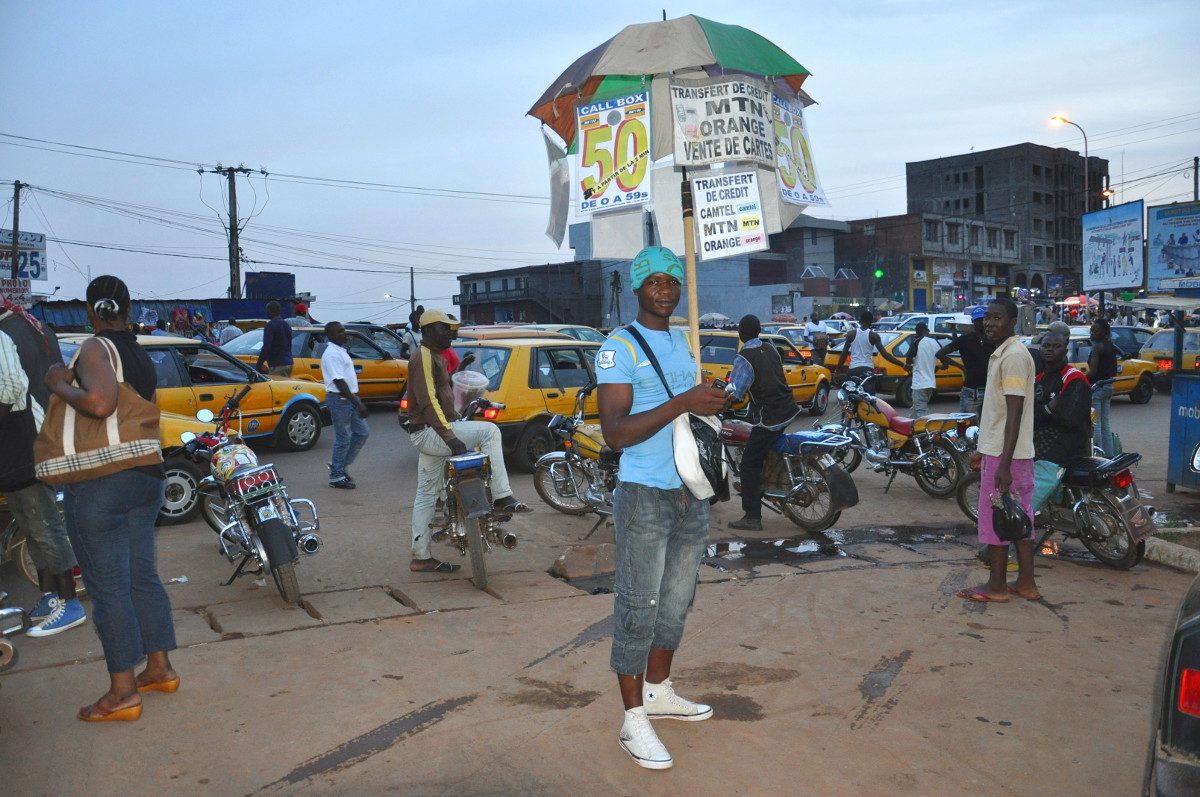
[959,297,1040,603]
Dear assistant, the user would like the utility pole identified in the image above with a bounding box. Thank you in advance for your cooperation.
[608,270,623,325]
[9,181,21,279]
[204,166,252,299]
[1194,156,1198,201]
[409,266,415,312]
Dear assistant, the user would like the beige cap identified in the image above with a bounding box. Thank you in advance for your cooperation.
[419,309,460,328]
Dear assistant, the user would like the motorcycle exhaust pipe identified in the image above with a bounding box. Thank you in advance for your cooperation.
[298,533,322,555]
[500,530,518,550]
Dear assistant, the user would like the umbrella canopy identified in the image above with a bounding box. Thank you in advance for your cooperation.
[829,311,853,320]
[529,15,812,149]
[699,311,731,324]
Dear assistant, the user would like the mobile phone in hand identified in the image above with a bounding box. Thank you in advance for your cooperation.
[710,378,728,392]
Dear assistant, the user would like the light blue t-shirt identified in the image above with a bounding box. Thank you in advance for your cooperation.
[595,321,697,489]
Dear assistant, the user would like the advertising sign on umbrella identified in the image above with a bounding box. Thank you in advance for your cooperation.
[773,93,828,207]
[669,78,775,168]
[692,171,768,260]
[575,90,653,215]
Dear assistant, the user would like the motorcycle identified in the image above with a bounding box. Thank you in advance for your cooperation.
[433,398,518,591]
[818,377,974,498]
[533,381,620,539]
[720,417,860,532]
[0,591,23,672]
[954,380,1154,570]
[183,386,320,604]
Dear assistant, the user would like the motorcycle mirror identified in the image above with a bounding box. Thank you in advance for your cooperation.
[196,409,215,423]
[180,432,197,444]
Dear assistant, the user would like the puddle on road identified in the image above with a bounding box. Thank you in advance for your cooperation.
[702,524,971,572]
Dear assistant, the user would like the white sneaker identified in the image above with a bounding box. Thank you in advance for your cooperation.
[643,679,713,721]
[618,707,673,770]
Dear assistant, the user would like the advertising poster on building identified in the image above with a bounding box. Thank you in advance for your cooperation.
[670,78,774,168]
[0,277,32,307]
[1147,200,1200,291]
[692,170,768,261]
[0,230,48,282]
[1081,200,1144,291]
[772,94,828,207]
[574,91,652,215]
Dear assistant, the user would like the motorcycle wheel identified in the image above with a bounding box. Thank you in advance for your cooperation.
[533,460,590,515]
[779,463,842,532]
[0,639,17,673]
[913,439,964,498]
[1077,497,1145,570]
[957,471,981,523]
[833,444,862,474]
[271,562,301,604]
[463,514,489,591]
[16,538,87,596]
[201,492,228,534]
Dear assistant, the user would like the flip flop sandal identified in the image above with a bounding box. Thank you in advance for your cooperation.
[957,587,1009,603]
[411,559,461,573]
[1006,584,1042,601]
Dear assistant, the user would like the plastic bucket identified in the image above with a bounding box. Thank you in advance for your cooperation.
[452,370,490,415]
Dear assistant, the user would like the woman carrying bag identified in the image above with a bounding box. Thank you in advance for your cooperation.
[37,276,179,722]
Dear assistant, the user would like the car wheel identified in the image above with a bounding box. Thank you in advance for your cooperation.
[894,377,913,408]
[278,403,322,451]
[158,455,204,525]
[1129,374,1154,404]
[514,423,555,473]
[808,382,830,416]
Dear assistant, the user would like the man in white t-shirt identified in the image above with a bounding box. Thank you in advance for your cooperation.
[320,322,370,489]
[904,322,942,418]
[804,313,830,366]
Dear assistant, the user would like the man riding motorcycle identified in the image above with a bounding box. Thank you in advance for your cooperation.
[403,309,530,573]
[1031,330,1092,511]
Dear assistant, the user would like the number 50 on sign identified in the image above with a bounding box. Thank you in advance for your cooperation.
[575,91,652,215]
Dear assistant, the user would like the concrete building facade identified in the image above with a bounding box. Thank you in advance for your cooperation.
[906,142,1108,296]
[454,262,605,326]
[837,212,1021,311]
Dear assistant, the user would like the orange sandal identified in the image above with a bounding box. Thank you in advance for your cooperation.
[79,700,143,722]
[137,676,180,694]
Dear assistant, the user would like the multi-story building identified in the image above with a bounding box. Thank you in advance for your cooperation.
[454,261,604,326]
[836,212,1021,311]
[906,143,1109,296]
[569,215,852,324]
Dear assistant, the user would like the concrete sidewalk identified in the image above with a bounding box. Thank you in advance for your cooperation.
[1,527,1188,796]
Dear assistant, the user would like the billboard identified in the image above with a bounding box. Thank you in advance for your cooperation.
[0,230,48,282]
[1148,200,1200,291]
[1082,200,1144,291]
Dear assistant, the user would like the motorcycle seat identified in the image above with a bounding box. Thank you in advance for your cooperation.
[876,399,914,436]
[1063,452,1141,480]
[913,413,970,434]
[771,430,844,455]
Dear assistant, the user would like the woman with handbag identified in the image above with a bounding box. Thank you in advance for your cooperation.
[40,276,178,722]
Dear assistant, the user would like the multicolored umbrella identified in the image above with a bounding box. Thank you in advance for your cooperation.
[528,15,813,150]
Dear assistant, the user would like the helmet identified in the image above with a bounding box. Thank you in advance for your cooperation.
[991,490,1031,542]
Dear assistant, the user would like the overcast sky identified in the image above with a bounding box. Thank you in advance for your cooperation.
[5,1,1197,321]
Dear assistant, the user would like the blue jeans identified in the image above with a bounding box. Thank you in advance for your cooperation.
[610,481,710,676]
[328,393,369,480]
[960,386,984,418]
[2,481,76,575]
[64,470,175,673]
[1091,382,1113,456]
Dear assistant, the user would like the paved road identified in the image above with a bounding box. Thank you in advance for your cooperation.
[0,389,1190,795]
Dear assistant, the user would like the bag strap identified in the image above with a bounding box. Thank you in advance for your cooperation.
[61,336,124,455]
[622,325,675,399]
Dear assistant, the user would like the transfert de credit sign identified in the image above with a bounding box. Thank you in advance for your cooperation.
[692,171,768,261]
[671,79,774,168]
[575,91,652,215]
[773,94,828,207]
[0,230,48,282]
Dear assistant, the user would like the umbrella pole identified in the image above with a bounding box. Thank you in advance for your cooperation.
[681,173,701,364]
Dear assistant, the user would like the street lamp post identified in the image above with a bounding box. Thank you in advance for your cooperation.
[1051,114,1097,309]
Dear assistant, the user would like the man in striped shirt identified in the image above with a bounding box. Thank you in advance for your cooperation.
[403,309,528,572]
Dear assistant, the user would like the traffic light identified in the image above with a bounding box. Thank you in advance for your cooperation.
[873,267,885,280]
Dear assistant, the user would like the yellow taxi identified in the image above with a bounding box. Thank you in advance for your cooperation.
[224,325,407,402]
[694,330,833,415]
[58,334,329,524]
[1139,327,1200,392]
[825,330,966,408]
[400,338,602,472]
[457,326,574,341]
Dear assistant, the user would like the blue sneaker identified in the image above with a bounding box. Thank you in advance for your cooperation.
[28,592,56,622]
[26,598,87,637]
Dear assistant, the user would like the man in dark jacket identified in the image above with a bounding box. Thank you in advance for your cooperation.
[255,301,294,376]
[0,292,87,637]
[1032,330,1092,510]
[727,315,800,531]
